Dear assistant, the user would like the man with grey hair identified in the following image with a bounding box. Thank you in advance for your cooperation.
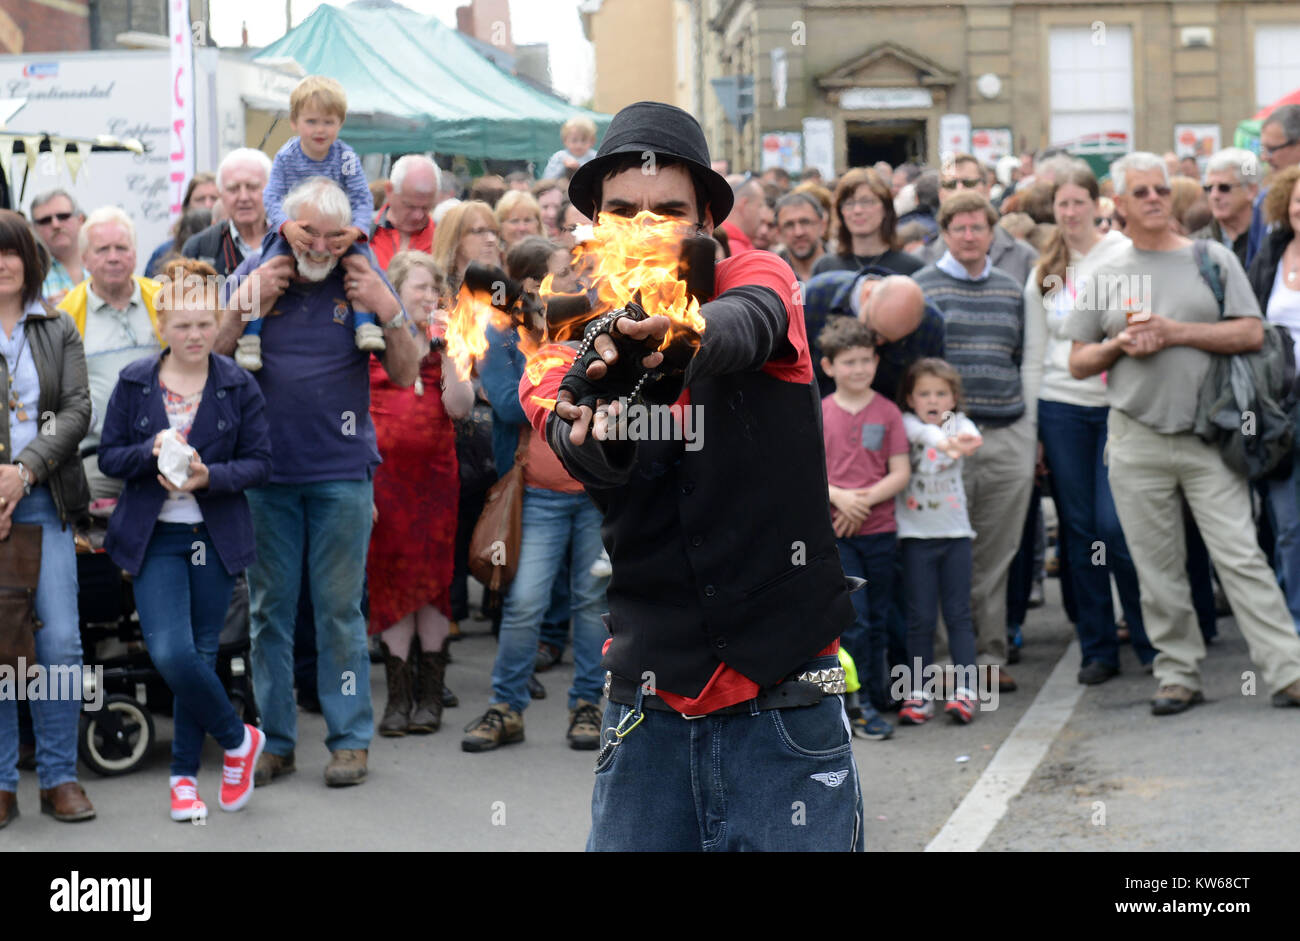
[773,190,827,282]
[1067,150,1300,715]
[912,155,1038,286]
[182,148,273,277]
[371,154,441,270]
[217,176,423,788]
[30,189,86,303]
[57,206,163,501]
[719,176,766,253]
[1193,147,1261,267]
[1247,104,1300,265]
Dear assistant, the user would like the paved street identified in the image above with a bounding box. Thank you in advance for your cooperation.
[3,575,1295,852]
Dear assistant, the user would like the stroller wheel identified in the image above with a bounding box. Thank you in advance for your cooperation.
[79,694,154,776]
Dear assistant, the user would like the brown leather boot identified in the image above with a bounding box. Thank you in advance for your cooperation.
[409,646,448,733]
[0,790,16,829]
[39,782,95,822]
[379,647,413,737]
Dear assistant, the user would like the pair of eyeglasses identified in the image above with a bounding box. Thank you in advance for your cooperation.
[34,211,74,226]
[1202,182,1239,195]
[1263,138,1299,157]
[1094,216,1111,227]
[1129,185,1171,200]
[940,178,982,190]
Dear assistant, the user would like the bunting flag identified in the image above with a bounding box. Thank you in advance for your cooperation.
[0,135,13,189]
[21,134,39,174]
[64,139,85,182]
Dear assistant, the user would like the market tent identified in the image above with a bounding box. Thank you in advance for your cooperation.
[253,3,609,169]
[1234,88,1300,154]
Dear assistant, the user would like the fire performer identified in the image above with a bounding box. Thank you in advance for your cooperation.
[520,102,864,851]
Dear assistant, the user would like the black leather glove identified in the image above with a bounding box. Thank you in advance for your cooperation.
[557,303,660,410]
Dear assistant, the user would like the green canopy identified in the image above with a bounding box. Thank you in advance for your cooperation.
[253,3,610,169]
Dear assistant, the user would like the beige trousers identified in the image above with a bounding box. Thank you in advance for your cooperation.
[1106,409,1300,694]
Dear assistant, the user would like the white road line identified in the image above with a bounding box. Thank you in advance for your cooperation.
[925,640,1084,852]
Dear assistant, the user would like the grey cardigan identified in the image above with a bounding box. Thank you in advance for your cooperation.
[0,301,92,523]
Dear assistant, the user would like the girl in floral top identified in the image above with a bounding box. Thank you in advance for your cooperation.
[895,358,983,725]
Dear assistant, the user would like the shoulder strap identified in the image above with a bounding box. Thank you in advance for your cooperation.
[1192,239,1225,319]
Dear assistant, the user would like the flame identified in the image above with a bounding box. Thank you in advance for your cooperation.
[443,210,707,390]
[444,286,511,382]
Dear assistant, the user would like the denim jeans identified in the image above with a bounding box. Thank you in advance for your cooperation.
[134,522,244,776]
[1267,448,1300,631]
[1006,487,1041,630]
[836,532,897,712]
[490,488,607,713]
[900,537,977,674]
[588,656,863,851]
[0,486,82,792]
[247,480,374,755]
[1038,400,1157,666]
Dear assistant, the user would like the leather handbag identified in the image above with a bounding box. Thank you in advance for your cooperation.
[0,522,43,668]
[468,428,529,592]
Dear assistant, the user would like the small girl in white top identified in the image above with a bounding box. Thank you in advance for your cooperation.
[895,358,983,724]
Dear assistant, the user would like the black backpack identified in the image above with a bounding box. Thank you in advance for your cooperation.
[1191,240,1299,481]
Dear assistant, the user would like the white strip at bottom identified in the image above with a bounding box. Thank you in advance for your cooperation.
[925,640,1084,852]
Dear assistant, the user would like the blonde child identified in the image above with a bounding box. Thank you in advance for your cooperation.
[542,116,598,180]
[895,358,983,725]
[238,75,381,372]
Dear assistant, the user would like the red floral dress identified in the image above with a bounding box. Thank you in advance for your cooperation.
[366,353,459,634]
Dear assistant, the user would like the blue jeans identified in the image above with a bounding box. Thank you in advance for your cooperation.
[1266,425,1300,631]
[490,488,606,712]
[836,532,897,712]
[0,486,82,791]
[134,522,244,776]
[588,656,863,851]
[1039,400,1156,666]
[901,537,977,673]
[247,480,374,755]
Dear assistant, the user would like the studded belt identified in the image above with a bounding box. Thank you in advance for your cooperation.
[604,666,846,718]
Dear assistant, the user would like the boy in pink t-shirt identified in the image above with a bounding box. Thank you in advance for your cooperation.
[819,317,910,740]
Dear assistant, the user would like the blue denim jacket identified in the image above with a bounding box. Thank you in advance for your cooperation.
[98,351,273,576]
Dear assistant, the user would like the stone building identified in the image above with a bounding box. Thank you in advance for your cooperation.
[583,0,1300,176]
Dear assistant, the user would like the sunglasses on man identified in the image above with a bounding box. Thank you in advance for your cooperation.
[34,211,75,226]
[1202,182,1240,195]
[940,178,982,191]
[1128,185,1171,200]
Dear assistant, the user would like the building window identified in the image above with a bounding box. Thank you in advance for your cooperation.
[1255,25,1300,109]
[1048,26,1134,146]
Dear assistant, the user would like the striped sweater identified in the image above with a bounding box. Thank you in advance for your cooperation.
[913,263,1026,422]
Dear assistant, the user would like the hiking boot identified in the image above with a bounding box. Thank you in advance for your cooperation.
[409,648,448,733]
[379,650,413,737]
[567,699,602,750]
[324,749,368,787]
[1272,679,1300,707]
[1151,684,1204,716]
[254,750,295,787]
[461,703,524,753]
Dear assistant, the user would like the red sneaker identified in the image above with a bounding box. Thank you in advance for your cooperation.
[898,695,934,725]
[170,777,207,822]
[945,689,976,724]
[219,725,265,812]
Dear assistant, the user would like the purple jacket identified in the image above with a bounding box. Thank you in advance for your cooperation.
[98,351,272,576]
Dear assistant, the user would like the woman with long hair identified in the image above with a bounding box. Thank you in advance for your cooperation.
[1026,165,1155,684]
[432,200,503,293]
[812,167,923,276]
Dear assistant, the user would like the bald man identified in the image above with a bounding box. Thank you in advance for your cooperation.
[371,154,441,270]
[719,178,767,253]
[803,267,945,400]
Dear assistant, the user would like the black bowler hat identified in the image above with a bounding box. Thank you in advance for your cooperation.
[568,101,733,225]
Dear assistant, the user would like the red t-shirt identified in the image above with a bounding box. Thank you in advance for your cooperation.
[370,206,434,272]
[720,219,754,254]
[521,250,836,714]
[822,392,908,536]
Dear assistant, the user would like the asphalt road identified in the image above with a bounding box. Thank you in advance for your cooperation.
[3,578,1295,851]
